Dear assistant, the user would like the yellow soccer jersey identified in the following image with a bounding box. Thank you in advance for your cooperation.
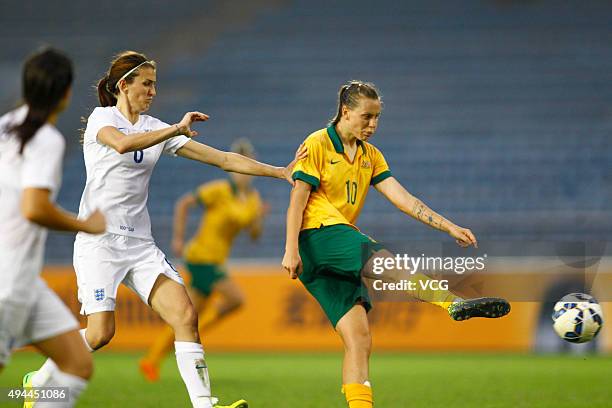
[184,179,261,264]
[292,126,392,230]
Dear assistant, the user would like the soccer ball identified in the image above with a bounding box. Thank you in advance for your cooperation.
[551,293,604,343]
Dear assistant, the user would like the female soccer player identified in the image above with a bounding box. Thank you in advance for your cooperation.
[282,81,510,408]
[139,138,265,382]
[0,48,106,407]
[32,51,303,408]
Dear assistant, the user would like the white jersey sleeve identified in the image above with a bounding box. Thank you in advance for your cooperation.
[85,107,118,144]
[164,134,190,156]
[22,127,65,192]
[152,118,190,156]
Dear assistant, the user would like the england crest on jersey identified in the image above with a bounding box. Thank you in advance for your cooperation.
[94,288,105,302]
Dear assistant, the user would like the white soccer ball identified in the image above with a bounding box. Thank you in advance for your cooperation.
[551,293,604,343]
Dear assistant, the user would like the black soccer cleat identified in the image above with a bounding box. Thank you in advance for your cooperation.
[448,297,511,321]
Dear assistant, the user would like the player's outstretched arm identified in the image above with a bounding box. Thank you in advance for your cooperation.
[21,188,106,234]
[282,181,311,279]
[374,177,477,248]
[172,192,198,257]
[177,142,307,185]
[98,111,209,154]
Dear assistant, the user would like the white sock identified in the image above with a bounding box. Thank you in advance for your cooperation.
[31,358,58,387]
[32,329,93,387]
[175,341,214,408]
[32,369,87,407]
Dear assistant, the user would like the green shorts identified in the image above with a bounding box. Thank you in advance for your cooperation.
[185,262,227,296]
[298,224,384,328]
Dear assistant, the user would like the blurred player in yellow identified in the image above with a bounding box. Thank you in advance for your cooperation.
[282,80,510,408]
[140,138,265,382]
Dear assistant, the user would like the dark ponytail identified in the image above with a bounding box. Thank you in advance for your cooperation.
[329,80,381,126]
[97,74,117,107]
[9,48,73,154]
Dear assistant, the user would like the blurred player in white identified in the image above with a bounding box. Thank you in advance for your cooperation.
[31,50,303,408]
[0,48,106,407]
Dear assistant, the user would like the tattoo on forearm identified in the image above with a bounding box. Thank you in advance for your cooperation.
[412,199,445,230]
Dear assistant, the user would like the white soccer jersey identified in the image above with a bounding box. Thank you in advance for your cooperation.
[0,106,65,305]
[78,106,190,239]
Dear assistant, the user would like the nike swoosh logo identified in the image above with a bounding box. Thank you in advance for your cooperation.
[196,365,207,369]
[330,160,340,164]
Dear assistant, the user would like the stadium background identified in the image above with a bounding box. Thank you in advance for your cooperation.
[1,0,611,406]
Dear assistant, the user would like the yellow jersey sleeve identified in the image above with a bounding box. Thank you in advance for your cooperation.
[195,180,227,208]
[370,145,392,185]
[291,136,324,191]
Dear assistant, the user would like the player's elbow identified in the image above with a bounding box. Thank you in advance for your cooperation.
[386,191,414,215]
[113,141,129,154]
[107,134,132,154]
[174,201,193,220]
[396,200,413,215]
[176,194,194,209]
[100,132,129,154]
[21,206,38,222]
[21,189,54,226]
[21,204,48,225]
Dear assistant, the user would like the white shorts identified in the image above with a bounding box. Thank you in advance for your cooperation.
[0,278,78,365]
[73,233,183,315]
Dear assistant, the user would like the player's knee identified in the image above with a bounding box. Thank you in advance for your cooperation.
[87,326,115,350]
[343,327,372,354]
[361,331,373,354]
[168,302,198,331]
[184,303,199,329]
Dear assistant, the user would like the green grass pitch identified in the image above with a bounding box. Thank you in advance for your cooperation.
[1,352,611,407]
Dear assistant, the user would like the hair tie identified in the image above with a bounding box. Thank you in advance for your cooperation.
[104,75,113,93]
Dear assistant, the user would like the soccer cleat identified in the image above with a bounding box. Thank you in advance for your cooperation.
[22,371,36,408]
[448,297,511,321]
[139,359,160,382]
[213,399,248,408]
